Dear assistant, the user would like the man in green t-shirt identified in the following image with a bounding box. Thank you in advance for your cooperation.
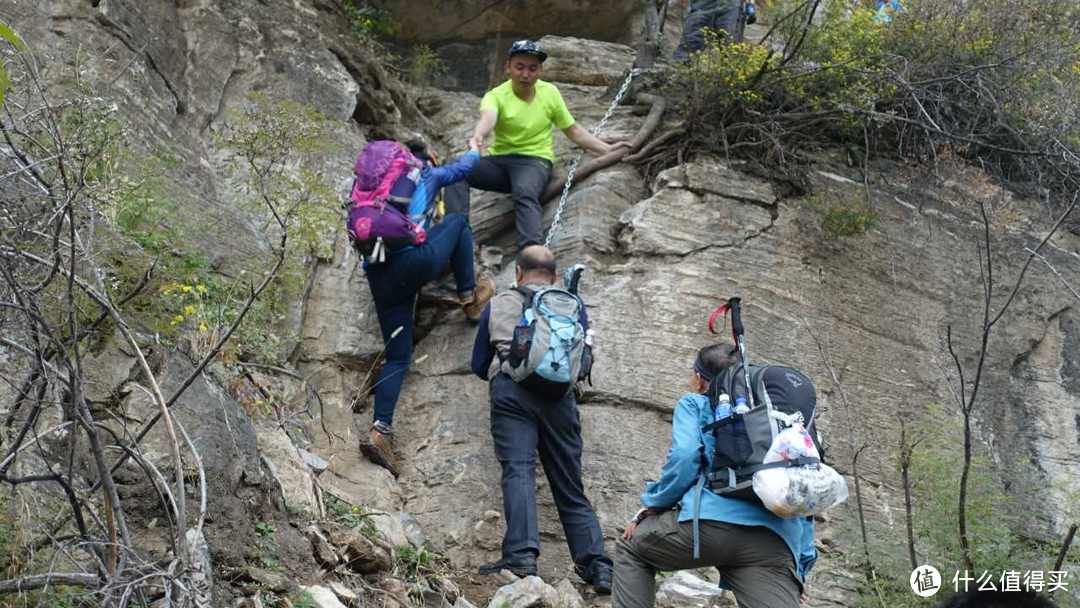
[468,39,627,250]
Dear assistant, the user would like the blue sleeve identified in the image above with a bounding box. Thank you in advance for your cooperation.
[640,395,704,509]
[428,151,479,190]
[470,303,495,379]
[798,517,818,578]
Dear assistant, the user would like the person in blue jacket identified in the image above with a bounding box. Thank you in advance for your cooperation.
[612,343,817,608]
[359,140,495,477]
[875,0,903,23]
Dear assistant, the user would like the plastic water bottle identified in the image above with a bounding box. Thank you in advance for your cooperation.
[733,396,750,415]
[744,2,757,24]
[716,393,732,418]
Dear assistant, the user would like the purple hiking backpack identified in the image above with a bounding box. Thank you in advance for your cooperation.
[346,140,425,262]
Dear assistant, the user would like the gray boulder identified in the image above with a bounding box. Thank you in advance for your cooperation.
[487,576,561,608]
[655,572,732,608]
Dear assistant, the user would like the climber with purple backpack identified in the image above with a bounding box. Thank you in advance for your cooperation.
[346,139,495,476]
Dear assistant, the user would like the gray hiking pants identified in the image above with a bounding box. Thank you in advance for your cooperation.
[466,154,552,251]
[674,0,744,61]
[612,510,801,608]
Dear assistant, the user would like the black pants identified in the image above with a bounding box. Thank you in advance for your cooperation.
[489,373,611,579]
[466,154,553,250]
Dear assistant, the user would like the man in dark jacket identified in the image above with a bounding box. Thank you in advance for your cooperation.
[470,245,613,593]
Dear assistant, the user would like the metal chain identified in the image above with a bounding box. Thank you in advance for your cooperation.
[544,68,640,248]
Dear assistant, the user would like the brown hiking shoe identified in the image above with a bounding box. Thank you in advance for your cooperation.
[359,426,398,477]
[462,275,496,322]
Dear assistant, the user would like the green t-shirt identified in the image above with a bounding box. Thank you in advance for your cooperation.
[480,79,575,162]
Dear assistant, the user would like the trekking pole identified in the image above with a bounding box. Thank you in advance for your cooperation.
[727,297,756,409]
[708,297,756,409]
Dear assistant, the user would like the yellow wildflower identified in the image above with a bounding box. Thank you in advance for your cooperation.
[170,314,185,326]
[183,305,196,316]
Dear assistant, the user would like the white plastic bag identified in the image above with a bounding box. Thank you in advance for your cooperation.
[752,423,849,518]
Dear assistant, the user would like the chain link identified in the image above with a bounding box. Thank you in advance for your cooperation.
[544,68,640,248]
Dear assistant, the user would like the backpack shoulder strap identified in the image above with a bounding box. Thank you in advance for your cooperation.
[749,364,772,398]
[512,286,536,316]
[721,364,742,403]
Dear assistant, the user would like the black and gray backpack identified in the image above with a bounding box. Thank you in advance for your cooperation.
[702,363,822,502]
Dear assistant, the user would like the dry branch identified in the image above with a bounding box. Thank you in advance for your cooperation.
[541,92,667,203]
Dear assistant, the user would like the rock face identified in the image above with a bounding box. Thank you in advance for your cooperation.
[391,154,1080,605]
[7,2,1080,608]
[538,36,637,87]
[9,0,394,272]
[380,0,642,45]
[255,420,320,514]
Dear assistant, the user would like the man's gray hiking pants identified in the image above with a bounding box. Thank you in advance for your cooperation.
[466,154,552,251]
[674,0,745,61]
[613,510,801,608]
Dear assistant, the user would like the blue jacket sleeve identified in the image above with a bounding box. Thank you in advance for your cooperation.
[428,151,479,190]
[470,303,495,379]
[640,395,705,509]
[798,517,818,578]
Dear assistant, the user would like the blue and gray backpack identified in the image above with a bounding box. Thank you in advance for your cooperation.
[503,286,589,400]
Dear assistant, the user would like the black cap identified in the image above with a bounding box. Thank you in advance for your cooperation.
[508,39,548,63]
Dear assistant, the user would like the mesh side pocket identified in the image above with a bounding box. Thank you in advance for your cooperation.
[712,406,772,474]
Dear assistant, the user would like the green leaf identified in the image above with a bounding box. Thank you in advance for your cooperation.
[0,20,27,50]
[0,67,9,107]
[0,20,25,108]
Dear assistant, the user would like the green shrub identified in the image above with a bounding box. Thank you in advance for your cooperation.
[406,44,448,87]
[341,0,397,38]
[804,193,878,239]
[324,493,380,540]
[666,0,1080,194]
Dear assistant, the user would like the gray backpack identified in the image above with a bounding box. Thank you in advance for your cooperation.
[502,287,587,400]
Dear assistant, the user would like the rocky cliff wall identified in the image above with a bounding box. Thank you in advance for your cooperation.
[3,1,1079,606]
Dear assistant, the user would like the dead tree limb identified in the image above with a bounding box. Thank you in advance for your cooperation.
[0,573,100,593]
[541,93,667,203]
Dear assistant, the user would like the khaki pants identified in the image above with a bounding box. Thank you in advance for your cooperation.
[613,510,801,608]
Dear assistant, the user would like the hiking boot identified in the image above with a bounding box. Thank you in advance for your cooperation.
[591,566,612,595]
[576,562,613,595]
[462,275,496,322]
[477,558,537,578]
[359,424,398,477]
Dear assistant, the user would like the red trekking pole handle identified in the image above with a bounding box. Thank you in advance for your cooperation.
[707,297,744,345]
